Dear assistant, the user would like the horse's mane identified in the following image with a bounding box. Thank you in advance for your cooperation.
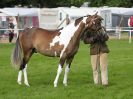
[74,15,91,26]
[75,15,90,20]
[22,27,30,32]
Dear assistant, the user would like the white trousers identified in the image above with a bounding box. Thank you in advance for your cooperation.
[91,53,108,85]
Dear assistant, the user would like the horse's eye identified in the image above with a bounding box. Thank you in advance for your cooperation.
[97,20,101,24]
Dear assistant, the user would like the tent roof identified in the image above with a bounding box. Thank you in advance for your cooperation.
[59,7,133,16]
[1,7,133,17]
[0,9,15,16]
[3,8,39,16]
[58,7,102,17]
[101,7,133,16]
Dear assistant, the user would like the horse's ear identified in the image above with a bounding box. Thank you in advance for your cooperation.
[95,12,98,15]
[98,16,103,20]
[86,15,91,17]
[75,17,83,26]
[101,17,104,20]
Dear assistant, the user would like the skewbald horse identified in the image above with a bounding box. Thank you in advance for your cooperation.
[11,13,103,87]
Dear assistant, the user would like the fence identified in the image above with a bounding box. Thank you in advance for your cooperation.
[0,28,23,43]
[107,27,133,43]
[0,27,132,43]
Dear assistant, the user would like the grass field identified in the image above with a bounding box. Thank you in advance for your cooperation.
[0,39,133,99]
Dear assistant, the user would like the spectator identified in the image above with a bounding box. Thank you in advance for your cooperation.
[128,16,133,27]
[8,17,15,43]
[128,16,133,37]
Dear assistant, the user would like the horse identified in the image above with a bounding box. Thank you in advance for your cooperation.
[11,13,103,87]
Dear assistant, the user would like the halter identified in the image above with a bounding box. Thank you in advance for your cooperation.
[85,19,102,33]
[81,18,103,39]
[82,14,102,34]
[75,14,103,37]
[97,26,107,35]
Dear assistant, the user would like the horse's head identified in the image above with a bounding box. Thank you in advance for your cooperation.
[85,13,103,32]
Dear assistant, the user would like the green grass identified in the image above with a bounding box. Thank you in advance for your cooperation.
[0,39,133,99]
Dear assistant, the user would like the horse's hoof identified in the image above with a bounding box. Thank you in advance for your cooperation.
[24,82,30,87]
[25,84,30,86]
[17,81,22,85]
[63,83,67,86]
[54,84,57,87]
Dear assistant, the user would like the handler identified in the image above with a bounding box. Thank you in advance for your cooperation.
[83,26,110,86]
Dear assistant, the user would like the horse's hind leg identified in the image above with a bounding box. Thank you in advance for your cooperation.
[23,64,29,86]
[17,58,27,85]
[18,49,33,86]
[17,70,22,85]
[63,55,74,86]
[17,58,26,85]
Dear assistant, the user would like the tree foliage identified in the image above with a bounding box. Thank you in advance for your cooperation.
[90,0,133,7]
[0,0,133,8]
[0,0,87,8]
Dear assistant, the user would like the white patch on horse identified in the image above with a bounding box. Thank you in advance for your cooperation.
[50,36,60,47]
[23,64,30,86]
[63,64,70,86]
[17,70,22,85]
[54,64,62,87]
[82,17,87,24]
[50,20,84,57]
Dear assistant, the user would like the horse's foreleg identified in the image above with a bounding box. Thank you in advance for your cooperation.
[54,64,63,87]
[23,64,30,86]
[63,64,70,86]
[54,56,66,87]
[63,56,74,86]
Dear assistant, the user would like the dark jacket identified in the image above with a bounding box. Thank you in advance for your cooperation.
[9,23,14,29]
[83,29,110,55]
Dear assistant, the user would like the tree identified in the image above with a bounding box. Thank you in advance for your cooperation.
[0,0,87,8]
[90,0,133,7]
[0,0,133,8]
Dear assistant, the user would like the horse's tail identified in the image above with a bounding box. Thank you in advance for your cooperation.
[11,36,23,69]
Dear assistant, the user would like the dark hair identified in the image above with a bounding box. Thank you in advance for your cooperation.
[9,23,14,29]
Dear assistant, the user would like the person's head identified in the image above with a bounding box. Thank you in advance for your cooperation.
[8,17,14,22]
